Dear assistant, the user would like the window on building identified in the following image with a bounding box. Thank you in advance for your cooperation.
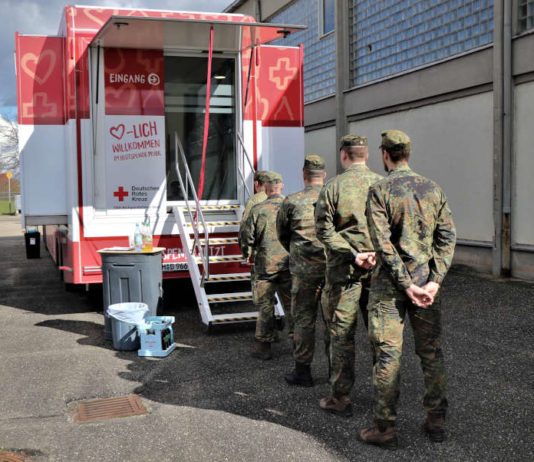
[321,0,335,35]
[350,0,494,87]
[519,0,534,32]
[272,0,336,102]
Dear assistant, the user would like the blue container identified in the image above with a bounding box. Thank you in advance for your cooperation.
[107,302,148,351]
[110,317,140,351]
[137,316,176,358]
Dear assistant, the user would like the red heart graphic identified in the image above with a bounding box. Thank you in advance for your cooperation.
[21,50,56,85]
[110,124,125,140]
[83,8,118,27]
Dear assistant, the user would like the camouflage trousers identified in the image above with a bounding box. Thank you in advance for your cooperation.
[321,275,370,398]
[368,292,448,422]
[253,271,292,343]
[291,273,325,365]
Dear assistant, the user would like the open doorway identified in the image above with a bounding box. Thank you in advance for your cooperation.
[164,55,237,202]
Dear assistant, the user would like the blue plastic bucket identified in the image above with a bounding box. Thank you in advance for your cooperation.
[107,302,148,351]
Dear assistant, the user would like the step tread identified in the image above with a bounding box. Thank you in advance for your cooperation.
[211,312,258,323]
[196,254,243,263]
[184,204,241,211]
[207,273,251,282]
[185,220,240,227]
[206,291,253,303]
[200,237,239,245]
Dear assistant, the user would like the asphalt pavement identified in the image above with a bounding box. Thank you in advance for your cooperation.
[0,215,533,461]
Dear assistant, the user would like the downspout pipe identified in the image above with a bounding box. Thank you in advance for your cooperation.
[255,0,262,21]
[502,0,512,276]
[335,0,349,174]
[492,0,513,276]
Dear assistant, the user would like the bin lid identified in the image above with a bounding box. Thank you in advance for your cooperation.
[98,246,165,254]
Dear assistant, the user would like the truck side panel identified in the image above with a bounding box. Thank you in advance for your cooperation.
[242,44,305,195]
[15,35,68,224]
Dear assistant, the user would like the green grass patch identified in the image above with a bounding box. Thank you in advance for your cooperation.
[0,200,16,215]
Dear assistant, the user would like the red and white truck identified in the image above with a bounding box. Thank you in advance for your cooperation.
[15,5,305,326]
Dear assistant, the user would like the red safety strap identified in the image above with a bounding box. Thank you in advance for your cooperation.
[197,25,214,201]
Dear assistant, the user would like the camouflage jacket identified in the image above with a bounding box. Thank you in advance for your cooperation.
[276,185,326,277]
[366,165,456,293]
[239,190,267,257]
[315,164,383,275]
[240,194,289,277]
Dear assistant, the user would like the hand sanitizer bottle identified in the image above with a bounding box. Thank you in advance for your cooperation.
[134,223,143,252]
[142,215,153,252]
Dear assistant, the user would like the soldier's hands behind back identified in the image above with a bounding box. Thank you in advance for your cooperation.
[422,281,440,299]
[355,252,377,270]
[405,284,434,308]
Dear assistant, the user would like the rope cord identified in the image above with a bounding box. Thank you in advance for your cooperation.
[197,25,215,201]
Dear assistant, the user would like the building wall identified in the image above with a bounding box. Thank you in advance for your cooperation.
[270,0,337,102]
[227,0,534,280]
[513,81,534,248]
[304,125,337,179]
[350,0,494,86]
[225,2,256,17]
[347,92,494,244]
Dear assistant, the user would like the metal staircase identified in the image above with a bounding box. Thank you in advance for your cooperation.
[171,133,285,330]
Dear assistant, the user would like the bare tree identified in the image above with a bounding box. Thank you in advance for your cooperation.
[0,115,19,175]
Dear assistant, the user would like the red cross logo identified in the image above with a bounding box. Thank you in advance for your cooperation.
[113,186,129,202]
[269,58,296,90]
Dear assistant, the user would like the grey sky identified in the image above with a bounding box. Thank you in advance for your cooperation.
[0,0,235,118]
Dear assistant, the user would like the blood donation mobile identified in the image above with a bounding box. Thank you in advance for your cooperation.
[15,5,306,327]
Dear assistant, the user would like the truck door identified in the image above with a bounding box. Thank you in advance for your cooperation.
[244,44,305,195]
[15,34,68,225]
[164,55,237,202]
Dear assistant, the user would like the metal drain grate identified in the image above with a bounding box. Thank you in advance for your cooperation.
[0,451,30,462]
[73,394,147,423]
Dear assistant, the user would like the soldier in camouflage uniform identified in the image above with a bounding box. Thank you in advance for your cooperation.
[239,170,270,258]
[240,172,292,360]
[358,130,456,450]
[276,154,327,387]
[315,135,383,416]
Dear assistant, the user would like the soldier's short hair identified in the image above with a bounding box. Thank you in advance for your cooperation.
[303,154,326,179]
[339,135,368,160]
[339,135,367,150]
[380,130,411,161]
[303,154,326,171]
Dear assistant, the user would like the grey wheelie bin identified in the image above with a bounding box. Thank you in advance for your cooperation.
[99,247,164,340]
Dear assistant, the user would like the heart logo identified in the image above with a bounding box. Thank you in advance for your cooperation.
[126,9,149,17]
[107,84,138,109]
[21,50,56,85]
[110,124,125,140]
[83,8,116,27]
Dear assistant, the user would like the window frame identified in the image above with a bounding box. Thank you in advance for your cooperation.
[318,0,335,38]
[517,0,534,33]
[163,50,241,206]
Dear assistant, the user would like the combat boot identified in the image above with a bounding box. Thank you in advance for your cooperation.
[284,362,314,387]
[423,412,446,442]
[357,420,398,450]
[250,341,272,360]
[319,395,353,417]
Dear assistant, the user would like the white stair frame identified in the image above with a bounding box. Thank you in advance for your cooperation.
[173,205,213,325]
[172,132,286,328]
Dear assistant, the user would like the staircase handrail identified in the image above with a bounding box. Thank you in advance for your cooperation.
[173,132,210,283]
[236,130,254,204]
